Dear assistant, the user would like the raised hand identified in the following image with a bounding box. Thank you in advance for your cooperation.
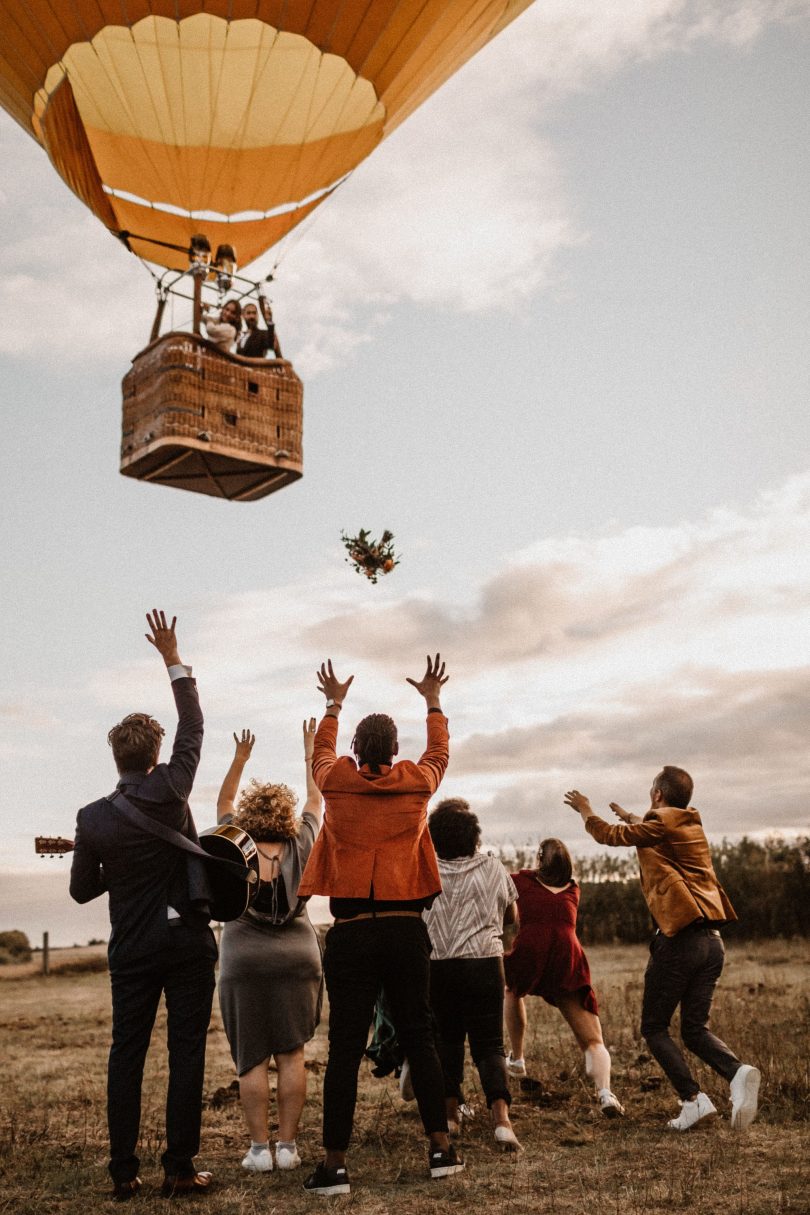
[232,729,255,763]
[303,717,317,760]
[145,610,181,667]
[564,789,593,819]
[316,660,354,705]
[405,653,448,709]
[609,801,641,825]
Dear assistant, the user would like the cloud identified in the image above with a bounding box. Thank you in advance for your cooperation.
[452,662,808,774]
[2,0,806,372]
[1,466,809,867]
[301,470,810,676]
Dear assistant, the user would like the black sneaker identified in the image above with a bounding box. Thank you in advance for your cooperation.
[302,1162,351,1196]
[429,1144,465,1179]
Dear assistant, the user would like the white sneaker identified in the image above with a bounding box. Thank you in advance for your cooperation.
[506,1053,527,1077]
[494,1124,522,1152]
[241,1147,273,1172]
[598,1089,625,1118]
[666,1092,717,1131]
[275,1143,302,1170]
[729,1064,761,1130]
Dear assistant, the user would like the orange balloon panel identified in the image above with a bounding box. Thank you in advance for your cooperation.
[0,1,533,269]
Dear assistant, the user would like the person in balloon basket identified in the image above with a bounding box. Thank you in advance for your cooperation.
[69,612,217,1201]
[564,767,760,1132]
[202,298,241,353]
[237,295,283,359]
[297,655,465,1196]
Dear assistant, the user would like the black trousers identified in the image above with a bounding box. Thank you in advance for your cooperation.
[322,917,447,1151]
[641,925,741,1101]
[107,923,217,1183]
[430,956,511,1109]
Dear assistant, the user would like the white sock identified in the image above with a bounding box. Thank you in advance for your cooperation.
[250,1142,269,1154]
[276,1140,296,1151]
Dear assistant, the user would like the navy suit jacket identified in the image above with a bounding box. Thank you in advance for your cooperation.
[70,676,206,970]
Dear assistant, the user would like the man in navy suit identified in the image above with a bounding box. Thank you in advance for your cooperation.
[70,611,216,1200]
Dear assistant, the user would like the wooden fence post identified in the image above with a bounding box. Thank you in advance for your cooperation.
[42,931,50,976]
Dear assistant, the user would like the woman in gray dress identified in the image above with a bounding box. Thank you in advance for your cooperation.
[217,720,323,1174]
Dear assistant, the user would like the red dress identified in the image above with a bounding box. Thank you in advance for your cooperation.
[504,873,598,1013]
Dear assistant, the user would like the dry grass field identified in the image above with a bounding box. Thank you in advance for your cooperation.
[0,940,807,1215]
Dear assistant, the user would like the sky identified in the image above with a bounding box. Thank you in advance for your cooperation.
[1,0,809,944]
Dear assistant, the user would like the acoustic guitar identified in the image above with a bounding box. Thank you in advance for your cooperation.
[34,825,260,922]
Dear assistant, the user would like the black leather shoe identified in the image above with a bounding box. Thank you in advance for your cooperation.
[111,1177,141,1202]
[160,1171,214,1198]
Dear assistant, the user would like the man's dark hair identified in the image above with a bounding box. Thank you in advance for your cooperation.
[352,714,397,773]
[428,798,481,859]
[108,713,165,774]
[653,766,693,809]
[535,838,573,887]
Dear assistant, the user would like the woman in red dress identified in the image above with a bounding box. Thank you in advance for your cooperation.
[503,839,624,1116]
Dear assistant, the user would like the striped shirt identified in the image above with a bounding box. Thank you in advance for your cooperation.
[423,852,517,960]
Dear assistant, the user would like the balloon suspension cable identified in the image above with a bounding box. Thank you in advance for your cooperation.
[269,170,353,272]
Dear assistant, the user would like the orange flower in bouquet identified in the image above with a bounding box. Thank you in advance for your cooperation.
[340,529,400,585]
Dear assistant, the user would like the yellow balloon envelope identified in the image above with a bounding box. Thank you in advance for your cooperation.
[0,1,532,269]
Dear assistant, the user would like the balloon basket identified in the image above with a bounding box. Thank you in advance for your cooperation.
[120,332,303,501]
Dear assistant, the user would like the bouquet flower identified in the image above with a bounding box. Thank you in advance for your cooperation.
[341,529,400,584]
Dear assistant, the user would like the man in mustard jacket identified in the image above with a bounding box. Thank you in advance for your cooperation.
[565,767,760,1132]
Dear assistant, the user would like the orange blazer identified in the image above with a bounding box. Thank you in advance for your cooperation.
[585,807,737,937]
[297,712,448,900]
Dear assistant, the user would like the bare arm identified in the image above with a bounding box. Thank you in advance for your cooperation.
[302,716,322,824]
[259,295,283,358]
[217,729,255,822]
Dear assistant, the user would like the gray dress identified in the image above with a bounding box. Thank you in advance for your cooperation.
[219,812,323,1073]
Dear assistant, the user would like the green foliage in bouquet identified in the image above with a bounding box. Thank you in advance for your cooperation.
[341,528,400,584]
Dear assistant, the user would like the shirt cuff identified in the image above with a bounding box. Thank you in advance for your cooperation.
[167,663,193,682]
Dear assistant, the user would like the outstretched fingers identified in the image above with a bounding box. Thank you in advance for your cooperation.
[428,652,448,685]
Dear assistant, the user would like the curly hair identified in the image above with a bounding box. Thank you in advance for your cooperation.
[107,713,165,774]
[352,713,398,773]
[428,798,481,859]
[232,780,299,842]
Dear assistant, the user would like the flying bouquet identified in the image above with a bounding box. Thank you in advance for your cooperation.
[341,529,400,584]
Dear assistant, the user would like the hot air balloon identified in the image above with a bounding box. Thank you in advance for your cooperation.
[0,1,533,499]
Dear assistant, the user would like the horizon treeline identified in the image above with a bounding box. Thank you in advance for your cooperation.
[499,836,810,943]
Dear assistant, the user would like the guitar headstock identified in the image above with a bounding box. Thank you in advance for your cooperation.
[35,836,75,856]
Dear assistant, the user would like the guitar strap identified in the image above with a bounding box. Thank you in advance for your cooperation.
[106,790,251,878]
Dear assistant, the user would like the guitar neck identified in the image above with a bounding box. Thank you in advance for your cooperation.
[35,836,75,856]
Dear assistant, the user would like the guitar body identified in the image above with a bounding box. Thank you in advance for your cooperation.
[35,828,260,924]
[199,824,260,922]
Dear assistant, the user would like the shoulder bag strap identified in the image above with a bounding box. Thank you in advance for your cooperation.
[107,790,250,877]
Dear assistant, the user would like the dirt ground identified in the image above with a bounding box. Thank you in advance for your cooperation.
[0,939,807,1214]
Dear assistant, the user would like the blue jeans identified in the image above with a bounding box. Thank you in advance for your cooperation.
[641,924,740,1100]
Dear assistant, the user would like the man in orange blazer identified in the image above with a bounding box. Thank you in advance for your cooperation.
[298,655,464,1195]
[565,767,760,1132]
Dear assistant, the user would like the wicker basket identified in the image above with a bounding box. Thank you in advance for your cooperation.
[120,331,303,501]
